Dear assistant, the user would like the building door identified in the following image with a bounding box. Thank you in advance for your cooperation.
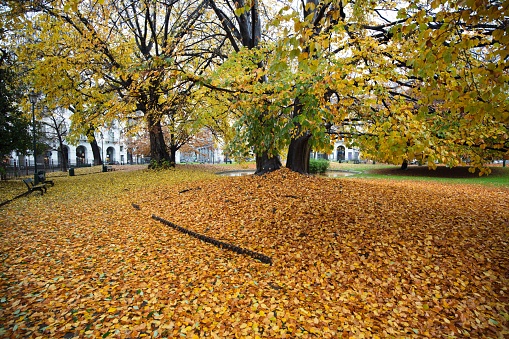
[337,146,345,161]
[106,147,115,164]
[76,146,87,166]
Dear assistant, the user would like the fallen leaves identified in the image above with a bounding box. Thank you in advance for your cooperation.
[0,166,508,338]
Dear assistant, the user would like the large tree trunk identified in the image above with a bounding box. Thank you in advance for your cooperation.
[285,1,336,175]
[57,136,68,172]
[169,140,178,167]
[285,98,312,174]
[85,125,102,165]
[255,153,282,175]
[147,114,170,165]
[286,133,311,174]
[90,138,102,165]
[400,159,408,170]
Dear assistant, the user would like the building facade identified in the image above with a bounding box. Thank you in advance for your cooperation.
[7,113,129,174]
[311,140,360,162]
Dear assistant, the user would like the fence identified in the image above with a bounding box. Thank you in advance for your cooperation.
[1,160,94,180]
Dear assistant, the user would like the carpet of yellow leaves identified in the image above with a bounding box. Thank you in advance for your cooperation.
[1,166,508,338]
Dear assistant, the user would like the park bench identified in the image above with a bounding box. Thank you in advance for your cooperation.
[37,171,55,186]
[22,178,47,195]
[102,165,114,172]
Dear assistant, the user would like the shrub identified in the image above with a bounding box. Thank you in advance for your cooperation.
[149,159,175,170]
[309,158,330,173]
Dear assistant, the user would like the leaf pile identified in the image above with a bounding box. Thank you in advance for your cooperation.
[1,167,508,338]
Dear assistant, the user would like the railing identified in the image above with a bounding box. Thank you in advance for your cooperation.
[2,163,60,179]
[2,159,95,179]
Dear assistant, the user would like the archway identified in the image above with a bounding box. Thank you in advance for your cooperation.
[44,150,52,167]
[76,145,87,166]
[106,147,115,164]
[337,145,345,162]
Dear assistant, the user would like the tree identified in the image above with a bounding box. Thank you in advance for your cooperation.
[40,106,69,171]
[9,0,508,175]
[0,3,33,173]
[210,0,508,174]
[352,0,509,173]
[86,123,102,166]
[209,0,363,173]
[207,0,284,174]
[17,0,220,167]
[284,0,344,174]
[0,50,31,164]
[164,88,200,165]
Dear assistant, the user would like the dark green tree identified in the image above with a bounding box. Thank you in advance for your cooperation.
[0,51,31,164]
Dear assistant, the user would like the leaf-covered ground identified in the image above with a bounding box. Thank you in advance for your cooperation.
[1,166,508,338]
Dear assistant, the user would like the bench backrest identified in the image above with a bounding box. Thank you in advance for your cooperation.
[22,178,33,188]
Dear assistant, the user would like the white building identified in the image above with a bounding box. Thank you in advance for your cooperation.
[64,129,128,166]
[8,115,128,172]
[311,140,360,162]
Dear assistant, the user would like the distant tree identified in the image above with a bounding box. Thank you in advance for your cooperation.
[12,0,221,168]
[0,51,31,165]
[125,129,151,163]
[40,106,69,171]
[179,128,216,162]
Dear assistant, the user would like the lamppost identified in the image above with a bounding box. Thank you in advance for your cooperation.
[100,132,104,164]
[100,132,107,172]
[28,91,39,184]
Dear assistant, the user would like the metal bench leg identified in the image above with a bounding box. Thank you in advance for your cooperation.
[32,188,43,195]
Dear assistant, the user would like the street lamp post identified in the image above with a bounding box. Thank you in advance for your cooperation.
[28,91,39,184]
[100,132,108,172]
[100,132,104,164]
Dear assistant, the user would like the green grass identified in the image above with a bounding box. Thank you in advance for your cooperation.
[337,163,509,187]
[329,161,394,173]
[211,161,509,186]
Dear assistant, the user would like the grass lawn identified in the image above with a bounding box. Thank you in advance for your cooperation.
[0,165,508,338]
[329,162,509,187]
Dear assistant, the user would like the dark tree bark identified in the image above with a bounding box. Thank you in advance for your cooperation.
[85,125,102,165]
[254,155,280,175]
[169,144,178,166]
[286,97,312,173]
[400,159,408,170]
[147,114,170,165]
[255,154,282,175]
[57,138,68,172]
[286,134,311,174]
[90,139,102,165]
[168,131,178,167]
